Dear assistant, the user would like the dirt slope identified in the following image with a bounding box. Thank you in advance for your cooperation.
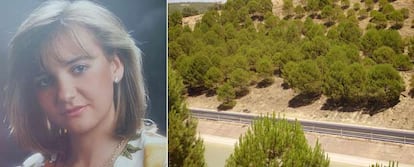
[187,75,414,130]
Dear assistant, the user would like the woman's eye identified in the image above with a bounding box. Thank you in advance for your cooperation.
[34,76,53,89]
[71,64,88,74]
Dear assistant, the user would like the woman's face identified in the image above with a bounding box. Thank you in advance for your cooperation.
[35,26,124,135]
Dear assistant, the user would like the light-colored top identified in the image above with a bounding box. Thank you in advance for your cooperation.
[21,123,166,167]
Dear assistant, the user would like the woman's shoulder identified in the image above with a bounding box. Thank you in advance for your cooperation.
[140,119,166,144]
[21,153,47,167]
[22,120,166,167]
[140,121,166,167]
[114,120,166,167]
[22,153,57,167]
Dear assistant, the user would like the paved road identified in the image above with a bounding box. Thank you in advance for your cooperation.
[190,107,414,145]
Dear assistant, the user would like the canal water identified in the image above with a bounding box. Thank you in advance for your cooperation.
[204,140,362,167]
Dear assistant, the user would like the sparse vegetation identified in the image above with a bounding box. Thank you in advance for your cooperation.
[353,2,361,11]
[169,0,413,112]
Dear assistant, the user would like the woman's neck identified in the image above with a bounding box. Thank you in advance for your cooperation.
[64,109,121,167]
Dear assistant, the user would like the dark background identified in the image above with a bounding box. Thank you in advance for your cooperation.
[0,1,166,166]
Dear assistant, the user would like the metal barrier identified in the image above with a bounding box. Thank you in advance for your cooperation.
[191,108,414,145]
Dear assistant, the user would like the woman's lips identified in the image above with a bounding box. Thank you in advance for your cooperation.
[64,105,87,117]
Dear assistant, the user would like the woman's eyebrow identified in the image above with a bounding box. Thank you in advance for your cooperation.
[60,55,95,66]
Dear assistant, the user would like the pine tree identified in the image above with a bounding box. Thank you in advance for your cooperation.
[371,46,395,64]
[366,64,404,105]
[283,60,323,96]
[169,11,183,28]
[225,115,330,167]
[283,0,294,18]
[168,65,206,167]
[361,29,382,56]
[217,82,237,109]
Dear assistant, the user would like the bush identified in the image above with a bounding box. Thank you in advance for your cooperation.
[182,7,199,17]
[294,5,306,18]
[341,0,350,9]
[361,28,382,56]
[371,46,395,64]
[226,115,330,167]
[358,8,368,20]
[378,0,388,9]
[217,82,236,108]
[337,20,362,44]
[379,29,404,54]
[365,0,374,11]
[255,56,274,78]
[283,60,323,95]
[229,68,251,94]
[204,67,225,91]
[169,11,183,27]
[371,11,387,29]
[323,61,347,101]
[343,63,368,103]
[381,4,395,18]
[389,10,404,29]
[353,2,361,11]
[392,54,412,71]
[366,64,404,104]
[400,8,409,19]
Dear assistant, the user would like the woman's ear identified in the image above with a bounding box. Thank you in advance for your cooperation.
[112,54,124,83]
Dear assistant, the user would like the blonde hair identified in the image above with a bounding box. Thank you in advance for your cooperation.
[5,0,147,155]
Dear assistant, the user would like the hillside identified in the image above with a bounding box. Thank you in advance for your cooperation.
[170,0,414,130]
[270,0,414,37]
[187,74,414,130]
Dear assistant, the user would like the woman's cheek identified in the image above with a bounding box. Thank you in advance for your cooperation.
[37,91,56,115]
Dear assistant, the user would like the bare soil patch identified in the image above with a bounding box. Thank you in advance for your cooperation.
[187,75,414,130]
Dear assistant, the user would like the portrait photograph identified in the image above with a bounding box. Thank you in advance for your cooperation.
[0,0,166,166]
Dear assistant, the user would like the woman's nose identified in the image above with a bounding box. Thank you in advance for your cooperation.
[56,78,76,104]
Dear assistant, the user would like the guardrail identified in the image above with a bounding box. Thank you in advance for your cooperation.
[190,108,414,145]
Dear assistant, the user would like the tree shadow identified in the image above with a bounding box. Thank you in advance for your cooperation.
[295,14,305,19]
[281,82,290,90]
[205,89,216,97]
[308,13,319,19]
[235,88,250,98]
[323,21,335,27]
[341,5,350,10]
[321,99,364,112]
[321,98,399,116]
[256,78,274,88]
[187,86,206,97]
[390,23,403,30]
[283,15,294,20]
[288,93,321,108]
[273,69,281,76]
[217,102,235,111]
[409,89,414,98]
